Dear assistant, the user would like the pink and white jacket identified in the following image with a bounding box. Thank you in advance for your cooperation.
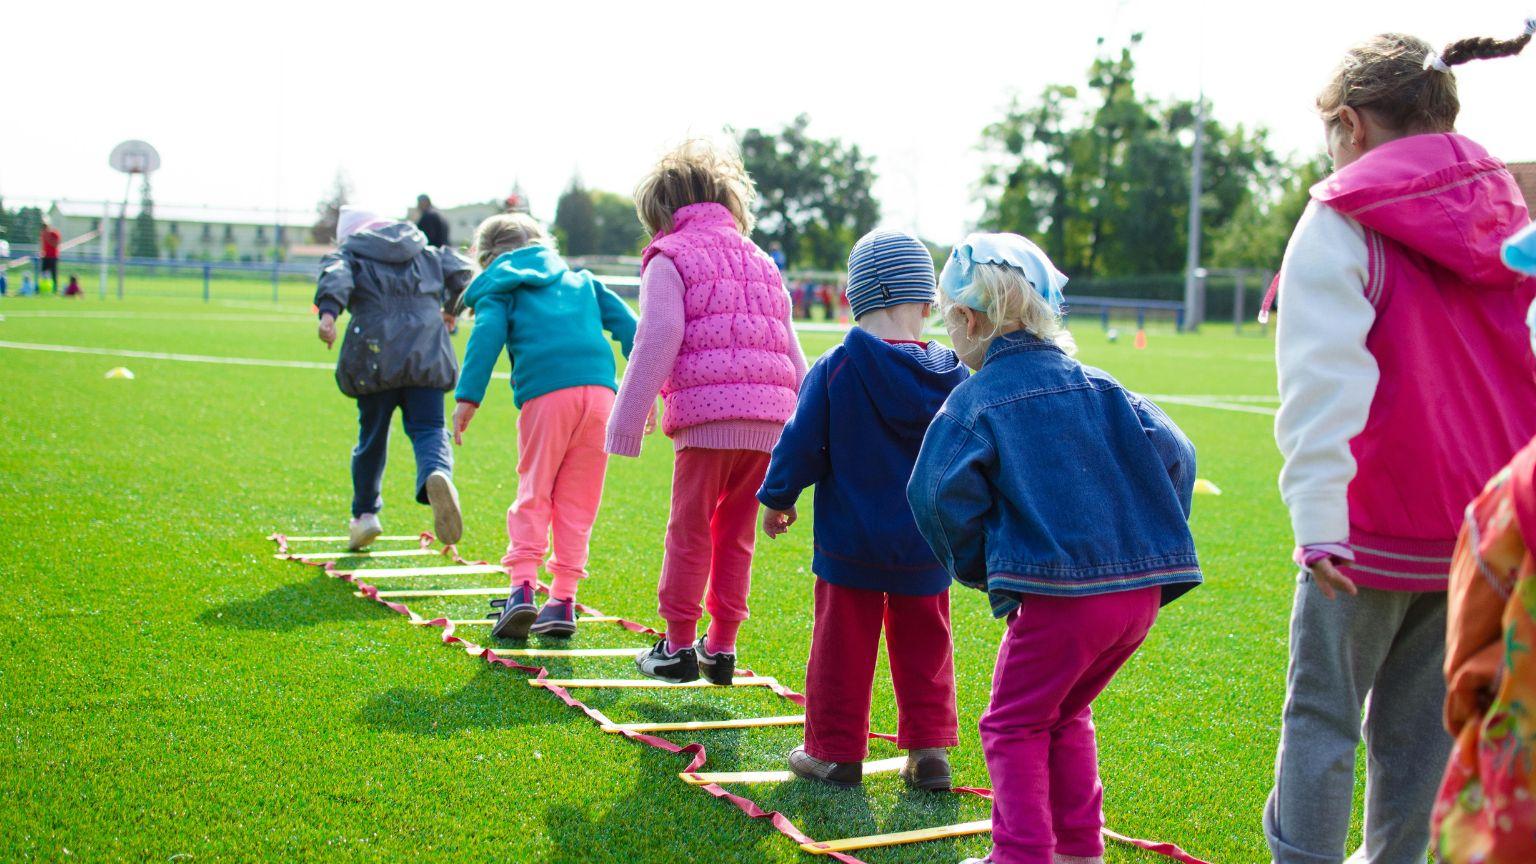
[1275,133,1536,591]
[606,203,806,456]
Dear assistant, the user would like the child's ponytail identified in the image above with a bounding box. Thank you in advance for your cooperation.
[1438,19,1535,67]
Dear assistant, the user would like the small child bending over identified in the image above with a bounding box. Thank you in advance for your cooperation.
[758,230,968,791]
[607,139,807,684]
[908,234,1201,864]
[453,213,637,639]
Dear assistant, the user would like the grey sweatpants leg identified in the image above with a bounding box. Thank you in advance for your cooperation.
[1263,575,1450,864]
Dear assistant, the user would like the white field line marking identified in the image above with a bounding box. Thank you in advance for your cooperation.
[1149,395,1278,417]
[1,310,310,323]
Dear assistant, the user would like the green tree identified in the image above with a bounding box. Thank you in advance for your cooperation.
[312,170,351,244]
[11,207,43,249]
[554,179,599,257]
[591,191,646,256]
[130,179,159,259]
[979,36,1285,279]
[1210,153,1329,271]
[738,114,881,270]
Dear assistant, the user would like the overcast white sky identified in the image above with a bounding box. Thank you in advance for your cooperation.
[3,0,1531,241]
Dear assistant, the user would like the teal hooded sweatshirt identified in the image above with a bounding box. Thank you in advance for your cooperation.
[455,246,637,409]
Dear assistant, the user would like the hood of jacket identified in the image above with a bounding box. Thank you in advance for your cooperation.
[1311,133,1531,289]
[461,245,570,308]
[842,326,967,441]
[341,221,429,264]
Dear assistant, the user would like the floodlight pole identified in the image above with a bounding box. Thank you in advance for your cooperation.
[1182,92,1205,332]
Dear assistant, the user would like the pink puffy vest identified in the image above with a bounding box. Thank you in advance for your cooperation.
[641,203,799,435]
[1311,133,1536,590]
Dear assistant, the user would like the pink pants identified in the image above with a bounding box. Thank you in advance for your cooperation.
[657,447,770,649]
[502,386,614,601]
[980,586,1161,864]
[805,578,958,762]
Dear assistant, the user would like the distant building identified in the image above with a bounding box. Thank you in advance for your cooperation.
[46,200,314,263]
[1511,162,1536,217]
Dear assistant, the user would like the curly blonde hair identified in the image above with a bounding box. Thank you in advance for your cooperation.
[941,263,1076,356]
[633,139,757,237]
[472,212,552,269]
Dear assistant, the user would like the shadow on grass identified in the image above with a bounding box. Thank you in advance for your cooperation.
[358,666,581,737]
[196,571,393,632]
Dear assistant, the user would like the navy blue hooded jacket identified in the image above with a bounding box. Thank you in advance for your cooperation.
[757,326,968,595]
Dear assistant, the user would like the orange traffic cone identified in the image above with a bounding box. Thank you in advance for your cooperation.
[1133,329,1148,350]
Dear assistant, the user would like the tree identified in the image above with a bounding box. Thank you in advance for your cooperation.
[738,114,881,270]
[130,178,159,259]
[312,170,351,244]
[979,36,1285,279]
[591,191,646,256]
[1210,153,1329,271]
[554,179,599,257]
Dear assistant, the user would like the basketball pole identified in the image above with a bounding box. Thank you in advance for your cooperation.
[117,171,133,300]
[98,200,109,299]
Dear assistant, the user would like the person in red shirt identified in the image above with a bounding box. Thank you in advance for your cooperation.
[39,223,61,293]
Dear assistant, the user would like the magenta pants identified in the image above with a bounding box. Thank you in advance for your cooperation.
[804,578,958,762]
[980,587,1160,864]
[502,386,613,601]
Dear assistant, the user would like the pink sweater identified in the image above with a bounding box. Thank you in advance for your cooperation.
[606,255,808,456]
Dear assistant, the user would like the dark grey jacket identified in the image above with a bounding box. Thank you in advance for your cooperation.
[314,222,473,398]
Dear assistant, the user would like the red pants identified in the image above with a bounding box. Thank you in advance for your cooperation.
[657,448,769,639]
[804,578,959,762]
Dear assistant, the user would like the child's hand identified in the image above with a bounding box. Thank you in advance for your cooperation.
[442,310,458,330]
[452,402,477,445]
[763,507,797,539]
[645,398,661,436]
[1310,558,1359,600]
[317,313,337,349]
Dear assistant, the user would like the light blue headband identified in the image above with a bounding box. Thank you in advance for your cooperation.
[939,233,1068,313]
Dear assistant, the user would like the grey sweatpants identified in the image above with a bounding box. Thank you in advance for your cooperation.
[1263,575,1450,864]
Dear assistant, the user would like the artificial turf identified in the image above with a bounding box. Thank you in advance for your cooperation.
[0,288,1349,863]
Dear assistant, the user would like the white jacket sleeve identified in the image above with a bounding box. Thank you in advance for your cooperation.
[1274,201,1379,548]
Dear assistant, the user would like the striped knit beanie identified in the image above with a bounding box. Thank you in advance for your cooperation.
[845,230,936,320]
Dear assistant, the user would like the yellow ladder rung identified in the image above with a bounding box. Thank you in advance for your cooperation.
[357,587,508,599]
[277,535,424,542]
[331,564,503,578]
[682,756,907,786]
[601,715,805,734]
[533,676,777,690]
[486,647,639,658]
[407,615,623,626]
[800,820,993,855]
[277,548,441,560]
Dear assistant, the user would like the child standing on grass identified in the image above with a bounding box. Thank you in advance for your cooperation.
[606,140,807,684]
[315,206,474,551]
[1265,25,1536,864]
[908,234,1201,864]
[758,230,967,792]
[451,214,638,639]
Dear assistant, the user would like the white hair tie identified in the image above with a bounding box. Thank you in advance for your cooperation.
[1525,17,1535,37]
[1423,50,1452,72]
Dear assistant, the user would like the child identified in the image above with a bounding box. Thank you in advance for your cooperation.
[452,214,638,639]
[315,206,473,551]
[1265,25,1536,864]
[908,233,1200,864]
[758,230,968,791]
[63,275,81,297]
[1431,230,1536,863]
[606,139,807,684]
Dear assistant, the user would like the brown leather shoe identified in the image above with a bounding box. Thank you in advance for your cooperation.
[900,748,952,791]
[788,746,862,789]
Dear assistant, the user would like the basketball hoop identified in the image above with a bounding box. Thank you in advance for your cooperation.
[109,140,161,175]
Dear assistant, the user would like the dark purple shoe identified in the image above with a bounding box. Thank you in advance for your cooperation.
[489,585,537,640]
[530,598,577,638]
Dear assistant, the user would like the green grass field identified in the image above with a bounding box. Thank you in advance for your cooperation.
[0,287,1318,863]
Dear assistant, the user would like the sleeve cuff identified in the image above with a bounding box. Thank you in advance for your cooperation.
[455,398,480,408]
[316,302,342,319]
[605,431,643,458]
[757,489,796,512]
[1293,543,1354,569]
[1287,493,1351,549]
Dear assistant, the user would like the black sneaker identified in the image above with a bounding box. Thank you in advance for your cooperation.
[695,638,736,686]
[530,598,577,638]
[489,585,538,640]
[635,638,699,683]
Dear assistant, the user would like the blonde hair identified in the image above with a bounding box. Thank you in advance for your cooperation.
[941,263,1077,356]
[633,138,757,237]
[472,213,552,269]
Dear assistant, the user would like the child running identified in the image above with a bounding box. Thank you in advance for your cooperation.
[314,206,473,551]
[452,213,637,639]
[908,233,1201,864]
[607,139,807,684]
[1265,24,1536,864]
[758,230,968,791]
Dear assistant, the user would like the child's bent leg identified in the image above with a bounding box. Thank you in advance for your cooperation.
[702,450,770,653]
[1359,591,1449,864]
[1264,579,1405,864]
[658,448,731,651]
[885,590,960,752]
[545,387,615,602]
[804,579,885,763]
[503,391,578,588]
[351,391,399,517]
[397,388,453,505]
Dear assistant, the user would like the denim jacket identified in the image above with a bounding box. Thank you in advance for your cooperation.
[907,332,1201,617]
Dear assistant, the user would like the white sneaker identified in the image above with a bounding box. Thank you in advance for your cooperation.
[423,471,462,545]
[349,513,382,551]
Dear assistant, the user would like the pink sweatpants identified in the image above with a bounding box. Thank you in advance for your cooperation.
[657,447,770,651]
[502,386,614,601]
[980,586,1161,864]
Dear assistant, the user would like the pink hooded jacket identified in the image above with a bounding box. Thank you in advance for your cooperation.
[1310,133,1536,589]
